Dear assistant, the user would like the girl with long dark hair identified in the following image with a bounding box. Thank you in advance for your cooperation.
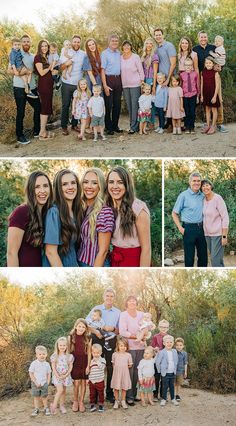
[7,171,52,266]
[42,169,82,267]
[34,39,55,139]
[105,166,151,267]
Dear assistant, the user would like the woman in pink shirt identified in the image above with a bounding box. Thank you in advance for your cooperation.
[121,41,144,134]
[178,37,199,74]
[105,166,151,267]
[119,296,145,405]
[201,179,229,267]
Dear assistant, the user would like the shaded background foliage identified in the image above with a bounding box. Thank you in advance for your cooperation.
[0,0,236,143]
[0,269,235,397]
[0,159,162,266]
[164,160,236,255]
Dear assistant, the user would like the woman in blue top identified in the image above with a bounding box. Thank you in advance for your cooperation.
[42,169,82,267]
[83,38,102,91]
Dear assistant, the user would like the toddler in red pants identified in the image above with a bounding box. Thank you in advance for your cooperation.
[88,343,106,412]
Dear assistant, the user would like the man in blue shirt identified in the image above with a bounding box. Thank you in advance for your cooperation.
[86,288,121,403]
[172,172,208,267]
[101,34,123,135]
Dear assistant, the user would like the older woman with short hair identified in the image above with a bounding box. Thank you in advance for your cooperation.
[119,295,145,405]
[121,40,144,134]
[201,178,229,267]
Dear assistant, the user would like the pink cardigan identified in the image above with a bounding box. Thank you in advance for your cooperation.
[119,310,145,350]
[203,193,229,236]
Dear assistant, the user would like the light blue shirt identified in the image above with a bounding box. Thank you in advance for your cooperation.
[154,85,168,108]
[12,50,36,89]
[60,49,86,86]
[155,348,178,377]
[156,41,176,77]
[86,303,121,336]
[101,48,121,75]
[173,188,205,223]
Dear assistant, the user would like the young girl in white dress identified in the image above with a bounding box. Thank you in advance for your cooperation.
[50,337,74,414]
[138,83,153,135]
[72,78,91,141]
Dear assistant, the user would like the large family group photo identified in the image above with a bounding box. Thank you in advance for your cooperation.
[0,159,161,267]
[0,268,235,425]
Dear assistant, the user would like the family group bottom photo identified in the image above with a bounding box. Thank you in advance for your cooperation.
[0,268,235,426]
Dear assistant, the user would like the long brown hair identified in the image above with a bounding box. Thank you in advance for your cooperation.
[25,171,52,246]
[85,38,101,77]
[178,37,193,58]
[53,169,82,255]
[105,166,136,237]
[36,39,50,68]
[68,318,90,354]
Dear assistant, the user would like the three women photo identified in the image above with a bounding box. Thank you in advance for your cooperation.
[6,160,160,268]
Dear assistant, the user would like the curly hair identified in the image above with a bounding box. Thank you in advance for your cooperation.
[68,318,90,354]
[81,168,106,241]
[105,166,136,238]
[24,171,52,247]
[85,38,101,77]
[36,39,50,68]
[53,169,82,255]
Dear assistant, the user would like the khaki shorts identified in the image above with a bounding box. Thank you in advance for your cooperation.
[176,374,184,385]
[31,382,48,397]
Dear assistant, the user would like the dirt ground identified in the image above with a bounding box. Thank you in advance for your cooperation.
[166,248,236,267]
[0,386,236,426]
[0,117,235,158]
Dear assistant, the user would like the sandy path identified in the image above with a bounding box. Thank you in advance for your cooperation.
[165,248,236,267]
[0,387,235,426]
[0,118,235,158]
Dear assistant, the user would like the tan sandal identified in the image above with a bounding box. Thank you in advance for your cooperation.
[72,401,79,412]
[79,401,85,412]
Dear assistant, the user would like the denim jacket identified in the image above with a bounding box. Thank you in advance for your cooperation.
[155,348,178,377]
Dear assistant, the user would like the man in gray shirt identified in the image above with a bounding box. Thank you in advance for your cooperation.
[8,34,41,145]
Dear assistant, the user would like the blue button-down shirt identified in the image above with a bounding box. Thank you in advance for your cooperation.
[176,350,188,375]
[86,304,121,335]
[101,48,121,75]
[173,188,204,223]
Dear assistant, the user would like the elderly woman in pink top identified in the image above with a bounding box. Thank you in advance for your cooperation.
[119,295,145,405]
[105,166,151,267]
[121,40,144,134]
[201,179,229,267]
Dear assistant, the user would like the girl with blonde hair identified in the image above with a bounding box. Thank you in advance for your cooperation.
[72,78,91,140]
[50,337,74,414]
[141,37,158,126]
[77,167,115,267]
[68,319,92,413]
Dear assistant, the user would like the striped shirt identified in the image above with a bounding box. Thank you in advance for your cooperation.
[89,357,106,383]
[77,205,115,266]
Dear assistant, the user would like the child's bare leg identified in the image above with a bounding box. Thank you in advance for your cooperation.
[147,391,154,405]
[140,391,146,406]
[211,107,218,127]
[60,387,66,407]
[114,389,119,401]
[121,390,126,401]
[175,382,180,396]
[40,114,48,137]
[52,384,64,408]
[79,380,86,403]
[100,126,105,137]
[143,122,148,134]
[73,379,79,402]
[205,106,211,127]
[67,64,73,77]
[33,396,40,409]
[93,126,98,140]
[139,122,143,135]
[78,119,86,140]
[42,396,49,409]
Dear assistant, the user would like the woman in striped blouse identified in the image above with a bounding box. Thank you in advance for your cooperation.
[77,168,115,267]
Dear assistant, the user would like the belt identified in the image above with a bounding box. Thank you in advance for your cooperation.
[182,222,203,227]
[106,74,121,78]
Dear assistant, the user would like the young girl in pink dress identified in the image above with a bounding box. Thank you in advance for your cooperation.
[166,74,185,135]
[201,56,220,135]
[72,78,91,141]
[111,337,133,409]
[50,337,74,414]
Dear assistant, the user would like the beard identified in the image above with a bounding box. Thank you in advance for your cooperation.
[22,45,31,52]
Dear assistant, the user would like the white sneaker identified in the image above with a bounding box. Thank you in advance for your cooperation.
[154,127,160,133]
[113,400,119,409]
[177,127,182,134]
[173,128,177,135]
[171,399,179,406]
[160,399,166,406]
[93,137,98,142]
[158,128,164,134]
[121,400,128,409]
[102,135,107,140]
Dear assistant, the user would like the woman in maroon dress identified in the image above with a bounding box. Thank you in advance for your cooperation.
[7,171,52,266]
[201,56,220,135]
[68,318,91,413]
[34,39,55,140]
